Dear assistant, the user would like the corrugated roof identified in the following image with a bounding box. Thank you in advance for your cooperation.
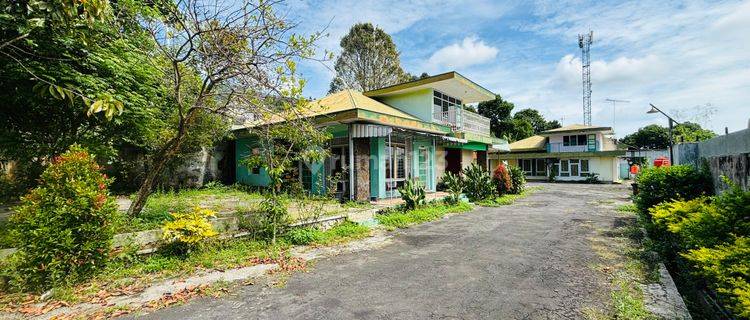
[541,124,612,134]
[509,135,547,151]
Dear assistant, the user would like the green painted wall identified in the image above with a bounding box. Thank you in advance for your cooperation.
[445,141,488,151]
[235,137,271,187]
[370,137,385,199]
[378,88,433,123]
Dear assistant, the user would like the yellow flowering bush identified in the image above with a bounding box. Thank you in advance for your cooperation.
[162,207,218,247]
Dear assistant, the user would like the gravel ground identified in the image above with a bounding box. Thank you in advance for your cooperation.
[127,182,636,320]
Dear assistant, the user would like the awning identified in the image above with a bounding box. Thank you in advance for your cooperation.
[351,124,393,138]
[440,136,468,144]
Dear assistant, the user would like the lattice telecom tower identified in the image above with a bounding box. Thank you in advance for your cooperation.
[578,30,593,125]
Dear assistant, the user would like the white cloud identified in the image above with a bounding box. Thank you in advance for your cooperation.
[551,54,662,89]
[425,36,499,71]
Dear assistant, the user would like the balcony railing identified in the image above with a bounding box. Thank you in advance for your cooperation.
[432,105,491,136]
[547,141,599,153]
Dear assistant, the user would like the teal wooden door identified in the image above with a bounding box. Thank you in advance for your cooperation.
[418,146,429,189]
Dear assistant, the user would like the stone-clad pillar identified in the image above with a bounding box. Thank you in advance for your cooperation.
[354,138,370,201]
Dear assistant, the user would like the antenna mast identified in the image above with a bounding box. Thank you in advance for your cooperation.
[605,98,629,137]
[578,30,593,125]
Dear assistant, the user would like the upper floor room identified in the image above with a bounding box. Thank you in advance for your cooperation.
[363,72,494,137]
[507,124,619,154]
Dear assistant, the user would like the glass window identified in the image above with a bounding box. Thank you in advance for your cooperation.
[571,163,579,176]
[560,160,569,172]
[578,135,587,145]
[581,159,589,172]
[563,136,570,146]
[535,159,546,176]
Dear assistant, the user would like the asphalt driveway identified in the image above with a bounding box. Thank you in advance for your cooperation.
[131,182,634,320]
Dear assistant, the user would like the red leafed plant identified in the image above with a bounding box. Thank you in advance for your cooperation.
[492,163,513,196]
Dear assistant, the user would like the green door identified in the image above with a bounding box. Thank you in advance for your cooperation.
[418,146,429,189]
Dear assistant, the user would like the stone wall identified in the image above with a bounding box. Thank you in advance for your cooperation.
[354,138,370,201]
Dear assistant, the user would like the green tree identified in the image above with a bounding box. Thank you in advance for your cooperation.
[328,23,410,93]
[477,95,538,141]
[620,122,715,149]
[0,0,169,192]
[512,108,561,134]
[1,0,128,118]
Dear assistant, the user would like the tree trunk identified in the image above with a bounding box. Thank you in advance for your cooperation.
[126,135,185,216]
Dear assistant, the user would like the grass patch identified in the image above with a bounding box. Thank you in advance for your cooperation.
[475,186,541,207]
[616,203,638,214]
[611,275,656,320]
[284,221,370,246]
[375,201,473,229]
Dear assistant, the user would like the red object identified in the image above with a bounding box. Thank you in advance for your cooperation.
[653,156,671,167]
[630,164,640,174]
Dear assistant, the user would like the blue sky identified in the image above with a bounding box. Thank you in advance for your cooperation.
[281,0,750,137]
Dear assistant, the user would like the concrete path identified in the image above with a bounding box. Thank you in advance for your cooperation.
[127,183,635,320]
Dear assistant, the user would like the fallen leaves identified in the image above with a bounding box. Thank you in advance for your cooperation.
[143,284,209,310]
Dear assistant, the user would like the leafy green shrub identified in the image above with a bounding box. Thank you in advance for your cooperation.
[284,227,324,245]
[284,221,369,245]
[492,163,512,195]
[441,172,463,205]
[645,179,750,317]
[508,165,526,194]
[682,237,750,318]
[634,165,712,213]
[584,173,601,184]
[398,179,426,210]
[6,145,117,291]
[161,207,218,254]
[259,195,290,244]
[462,163,494,202]
[376,201,472,229]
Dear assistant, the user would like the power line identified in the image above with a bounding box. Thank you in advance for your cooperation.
[578,30,593,126]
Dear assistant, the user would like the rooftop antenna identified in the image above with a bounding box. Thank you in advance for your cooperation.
[578,30,593,125]
[605,98,629,137]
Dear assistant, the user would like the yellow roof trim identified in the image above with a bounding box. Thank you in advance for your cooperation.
[509,135,547,151]
[362,71,495,103]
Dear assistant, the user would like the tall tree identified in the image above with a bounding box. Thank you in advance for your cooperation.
[620,122,716,149]
[126,0,323,216]
[477,95,542,142]
[512,109,561,134]
[328,23,410,93]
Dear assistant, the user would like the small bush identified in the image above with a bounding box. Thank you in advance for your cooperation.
[161,207,218,253]
[284,227,324,245]
[682,237,750,318]
[508,165,526,194]
[398,179,426,210]
[6,145,117,291]
[584,173,601,184]
[376,201,472,228]
[462,163,494,202]
[284,221,369,245]
[492,163,512,195]
[441,172,463,205]
[634,165,712,213]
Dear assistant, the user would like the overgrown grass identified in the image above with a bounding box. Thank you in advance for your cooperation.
[284,221,371,246]
[375,201,473,229]
[475,186,541,207]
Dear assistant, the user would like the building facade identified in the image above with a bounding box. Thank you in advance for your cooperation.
[490,124,625,183]
[233,72,509,200]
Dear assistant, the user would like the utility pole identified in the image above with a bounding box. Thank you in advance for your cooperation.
[578,30,593,126]
[605,98,629,137]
